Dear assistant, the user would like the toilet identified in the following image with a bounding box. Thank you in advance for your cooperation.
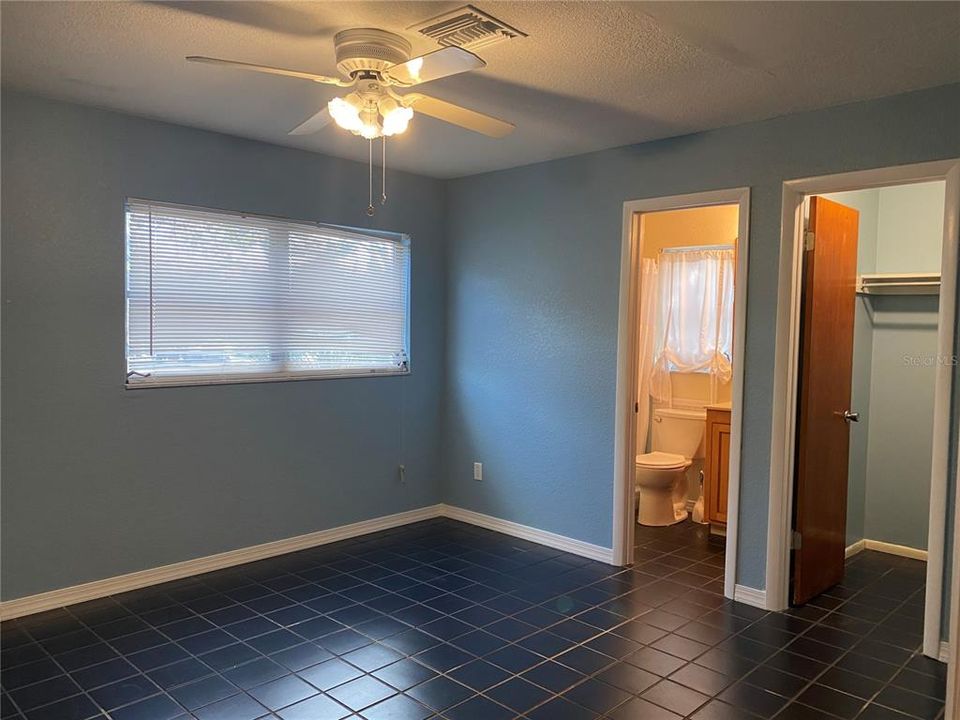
[636,407,706,526]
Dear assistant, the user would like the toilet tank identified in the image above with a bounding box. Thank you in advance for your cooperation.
[651,408,707,459]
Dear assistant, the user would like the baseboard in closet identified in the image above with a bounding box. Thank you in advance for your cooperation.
[845,538,927,561]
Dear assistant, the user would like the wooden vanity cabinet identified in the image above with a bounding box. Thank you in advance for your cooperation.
[704,407,731,531]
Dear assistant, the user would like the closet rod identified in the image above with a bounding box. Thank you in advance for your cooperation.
[856,272,941,295]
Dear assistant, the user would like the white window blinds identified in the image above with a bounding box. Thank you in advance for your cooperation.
[125,199,410,386]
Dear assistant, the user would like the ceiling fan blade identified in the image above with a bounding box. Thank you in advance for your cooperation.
[288,107,332,135]
[384,47,485,87]
[404,93,514,138]
[186,56,351,86]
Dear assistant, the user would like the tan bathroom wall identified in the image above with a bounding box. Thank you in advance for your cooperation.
[640,204,739,259]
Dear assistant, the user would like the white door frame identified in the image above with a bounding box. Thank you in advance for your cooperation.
[948,475,960,720]
[766,159,960,662]
[613,187,750,603]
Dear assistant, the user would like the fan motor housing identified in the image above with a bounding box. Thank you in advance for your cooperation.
[334,28,411,76]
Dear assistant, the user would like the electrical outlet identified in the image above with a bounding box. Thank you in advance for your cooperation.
[473,462,483,481]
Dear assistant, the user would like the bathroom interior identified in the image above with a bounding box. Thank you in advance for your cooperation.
[816,180,945,569]
[633,204,738,572]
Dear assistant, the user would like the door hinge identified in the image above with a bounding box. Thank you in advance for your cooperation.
[803,231,815,251]
[790,530,802,550]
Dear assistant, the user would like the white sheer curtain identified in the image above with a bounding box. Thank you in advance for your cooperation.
[650,248,735,403]
[636,259,659,453]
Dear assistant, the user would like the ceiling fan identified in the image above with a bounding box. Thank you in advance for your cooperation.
[187,28,515,141]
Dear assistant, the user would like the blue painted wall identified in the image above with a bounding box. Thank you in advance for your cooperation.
[442,83,960,589]
[862,183,944,551]
[0,92,447,600]
[865,295,940,549]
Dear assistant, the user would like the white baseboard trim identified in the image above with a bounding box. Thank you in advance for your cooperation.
[440,504,615,564]
[845,539,867,559]
[846,538,927,562]
[865,539,928,561]
[0,504,445,621]
[733,584,767,610]
[939,641,950,663]
[1,503,618,620]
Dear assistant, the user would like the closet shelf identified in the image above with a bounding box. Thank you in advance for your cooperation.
[856,272,941,296]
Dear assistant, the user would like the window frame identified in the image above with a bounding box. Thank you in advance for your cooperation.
[123,198,412,389]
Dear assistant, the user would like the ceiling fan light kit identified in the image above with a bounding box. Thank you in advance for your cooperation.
[187,20,519,214]
[378,98,414,136]
[327,85,413,140]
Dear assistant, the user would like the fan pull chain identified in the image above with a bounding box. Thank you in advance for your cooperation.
[366,138,375,216]
[381,137,387,205]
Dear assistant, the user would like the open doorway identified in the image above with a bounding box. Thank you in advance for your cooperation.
[768,160,960,664]
[613,188,750,603]
[791,182,946,614]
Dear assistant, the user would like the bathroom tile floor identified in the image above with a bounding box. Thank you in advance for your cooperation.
[0,518,945,719]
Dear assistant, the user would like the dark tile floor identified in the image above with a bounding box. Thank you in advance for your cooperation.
[0,518,946,719]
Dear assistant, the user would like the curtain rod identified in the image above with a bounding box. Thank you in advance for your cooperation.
[660,243,735,254]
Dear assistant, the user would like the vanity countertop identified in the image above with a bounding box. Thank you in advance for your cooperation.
[706,402,732,412]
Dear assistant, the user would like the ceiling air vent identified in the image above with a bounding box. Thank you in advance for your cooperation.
[410,5,527,51]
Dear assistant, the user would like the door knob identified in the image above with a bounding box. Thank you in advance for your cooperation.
[842,410,860,423]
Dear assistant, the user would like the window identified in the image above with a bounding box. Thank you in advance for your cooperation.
[125,200,410,387]
[654,247,734,377]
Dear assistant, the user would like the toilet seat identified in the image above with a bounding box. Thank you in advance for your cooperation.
[636,451,689,469]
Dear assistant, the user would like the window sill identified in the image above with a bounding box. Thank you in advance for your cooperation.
[125,368,411,389]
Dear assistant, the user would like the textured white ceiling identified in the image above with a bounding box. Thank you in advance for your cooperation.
[2,1,959,178]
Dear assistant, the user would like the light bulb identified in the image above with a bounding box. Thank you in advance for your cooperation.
[358,107,382,139]
[358,122,381,139]
[328,95,362,132]
[382,106,413,136]
[379,97,414,137]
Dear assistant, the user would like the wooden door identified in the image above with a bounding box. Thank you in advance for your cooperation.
[792,196,859,606]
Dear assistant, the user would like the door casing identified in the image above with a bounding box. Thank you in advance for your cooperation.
[613,187,750,605]
[767,160,960,664]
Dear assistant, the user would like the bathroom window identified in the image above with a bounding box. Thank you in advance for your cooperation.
[125,199,410,387]
[654,247,735,380]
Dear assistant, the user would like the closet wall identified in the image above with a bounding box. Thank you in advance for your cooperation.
[824,181,945,551]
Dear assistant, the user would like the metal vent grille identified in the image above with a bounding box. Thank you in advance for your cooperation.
[411,5,526,50]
